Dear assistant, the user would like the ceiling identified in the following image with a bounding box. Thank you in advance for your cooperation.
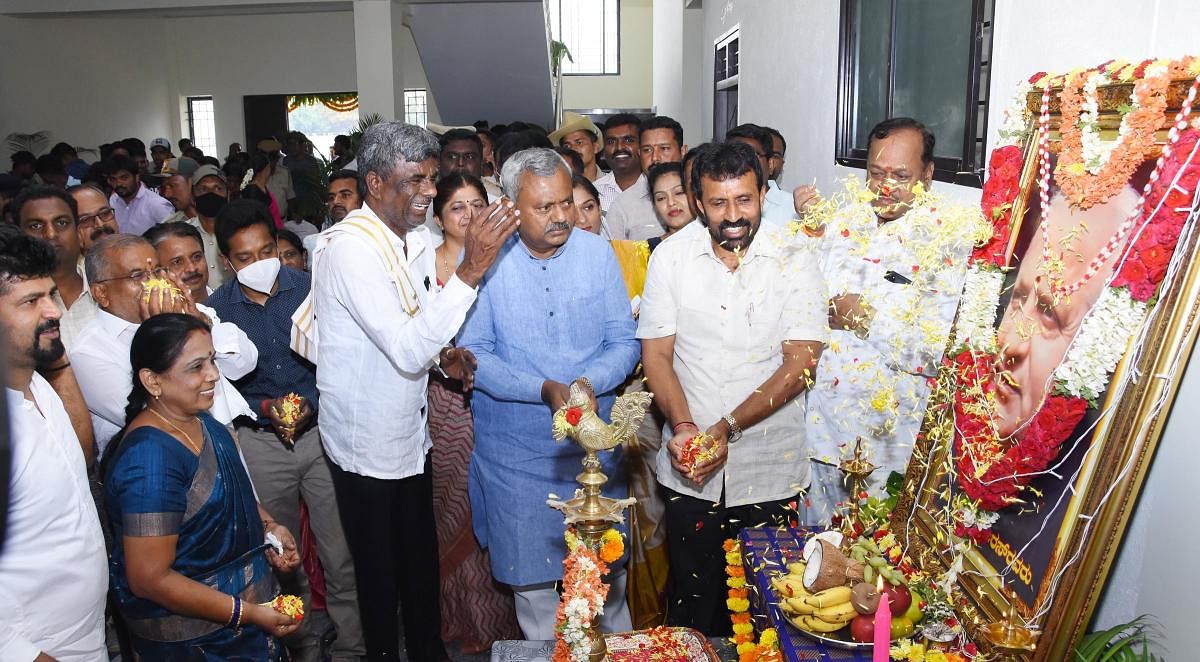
[0,0,534,19]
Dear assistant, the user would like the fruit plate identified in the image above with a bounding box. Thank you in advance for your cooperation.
[781,619,904,651]
[740,526,908,661]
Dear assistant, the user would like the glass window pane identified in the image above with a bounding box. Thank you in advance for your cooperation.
[550,0,618,75]
[188,97,217,158]
[851,0,892,152]
[891,0,972,158]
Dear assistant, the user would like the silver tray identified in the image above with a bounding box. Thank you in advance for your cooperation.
[782,617,906,651]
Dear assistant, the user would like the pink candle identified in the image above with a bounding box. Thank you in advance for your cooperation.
[873,576,891,662]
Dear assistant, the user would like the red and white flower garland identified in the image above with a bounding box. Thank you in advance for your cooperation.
[949,57,1200,512]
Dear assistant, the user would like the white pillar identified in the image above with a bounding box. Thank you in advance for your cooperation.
[653,0,704,145]
[354,0,402,120]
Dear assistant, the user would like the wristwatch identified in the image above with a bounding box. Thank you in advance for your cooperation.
[722,414,743,444]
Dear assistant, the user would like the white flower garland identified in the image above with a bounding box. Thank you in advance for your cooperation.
[996,80,1034,148]
[955,267,1005,352]
[1052,286,1148,403]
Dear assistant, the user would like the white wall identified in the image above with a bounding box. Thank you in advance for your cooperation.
[562,0,653,112]
[0,13,175,162]
[0,7,438,164]
[698,0,980,205]
[694,0,1200,655]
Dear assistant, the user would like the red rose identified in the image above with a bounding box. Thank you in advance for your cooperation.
[1139,244,1173,282]
[1129,279,1158,301]
[564,407,583,426]
[1028,71,1048,84]
[1117,258,1148,285]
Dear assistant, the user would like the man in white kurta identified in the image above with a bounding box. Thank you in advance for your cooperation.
[805,119,985,523]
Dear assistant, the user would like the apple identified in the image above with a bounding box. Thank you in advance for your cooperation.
[881,583,911,614]
[902,593,924,624]
[889,616,914,638]
[849,614,875,643]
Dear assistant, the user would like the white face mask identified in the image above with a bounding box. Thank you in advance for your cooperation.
[235,257,281,293]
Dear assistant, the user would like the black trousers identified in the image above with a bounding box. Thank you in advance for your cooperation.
[329,456,447,661]
[661,485,798,636]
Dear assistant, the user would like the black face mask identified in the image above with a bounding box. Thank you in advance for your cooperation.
[195,192,227,218]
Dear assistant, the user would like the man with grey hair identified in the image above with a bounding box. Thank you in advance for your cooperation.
[459,147,640,638]
[70,233,257,453]
[309,121,517,660]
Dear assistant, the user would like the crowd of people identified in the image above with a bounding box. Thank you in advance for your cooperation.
[0,110,974,661]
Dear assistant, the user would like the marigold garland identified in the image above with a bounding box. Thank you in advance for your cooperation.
[552,529,612,662]
[722,539,782,662]
[956,58,1200,512]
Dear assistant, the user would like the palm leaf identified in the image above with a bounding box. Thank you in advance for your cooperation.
[1074,615,1162,662]
[5,130,51,153]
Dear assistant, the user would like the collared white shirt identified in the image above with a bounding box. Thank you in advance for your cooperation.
[593,170,627,212]
[605,174,662,241]
[806,203,974,476]
[110,182,174,235]
[0,374,108,662]
[762,180,796,227]
[70,307,258,453]
[637,222,830,507]
[313,203,478,479]
[184,216,233,289]
[52,267,98,350]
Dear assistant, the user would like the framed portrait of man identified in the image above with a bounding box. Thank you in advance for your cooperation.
[891,65,1200,660]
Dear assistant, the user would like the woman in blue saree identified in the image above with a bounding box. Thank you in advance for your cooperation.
[105,313,302,660]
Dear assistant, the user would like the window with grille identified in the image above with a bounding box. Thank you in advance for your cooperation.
[186,96,217,157]
[548,0,620,76]
[835,0,995,186]
[404,89,428,128]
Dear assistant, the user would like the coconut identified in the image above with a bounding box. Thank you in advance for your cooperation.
[803,539,866,592]
[802,529,845,562]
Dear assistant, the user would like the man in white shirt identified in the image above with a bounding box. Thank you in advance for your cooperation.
[311,121,516,661]
[70,233,257,454]
[69,184,120,256]
[726,124,792,227]
[0,226,108,662]
[605,116,687,240]
[638,141,828,634]
[805,118,977,522]
[106,154,174,235]
[594,113,644,211]
[13,187,98,349]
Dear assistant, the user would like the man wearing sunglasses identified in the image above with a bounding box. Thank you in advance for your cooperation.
[69,233,258,454]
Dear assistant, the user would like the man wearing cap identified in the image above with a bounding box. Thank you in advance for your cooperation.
[149,137,174,172]
[260,138,296,219]
[187,164,234,288]
[158,161,200,225]
[551,112,604,182]
[106,154,174,235]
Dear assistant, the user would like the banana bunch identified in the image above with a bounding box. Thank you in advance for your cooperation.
[770,562,856,633]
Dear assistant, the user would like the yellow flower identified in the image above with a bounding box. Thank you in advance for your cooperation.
[1064,162,1086,176]
[926,652,948,662]
[869,387,895,413]
[732,622,754,636]
[759,629,778,649]
[727,576,746,589]
[726,551,742,566]
[736,642,756,655]
[907,644,927,662]
[727,598,750,612]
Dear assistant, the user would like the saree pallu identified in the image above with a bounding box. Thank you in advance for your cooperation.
[610,236,670,628]
[106,414,283,661]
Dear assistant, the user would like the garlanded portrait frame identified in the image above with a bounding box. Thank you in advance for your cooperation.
[890,61,1200,661]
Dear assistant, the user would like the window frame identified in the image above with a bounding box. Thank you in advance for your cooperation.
[548,0,621,77]
[834,0,994,187]
[712,27,740,141]
[185,95,217,157]
[403,89,428,128]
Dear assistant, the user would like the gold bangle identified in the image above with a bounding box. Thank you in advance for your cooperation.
[236,598,245,630]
